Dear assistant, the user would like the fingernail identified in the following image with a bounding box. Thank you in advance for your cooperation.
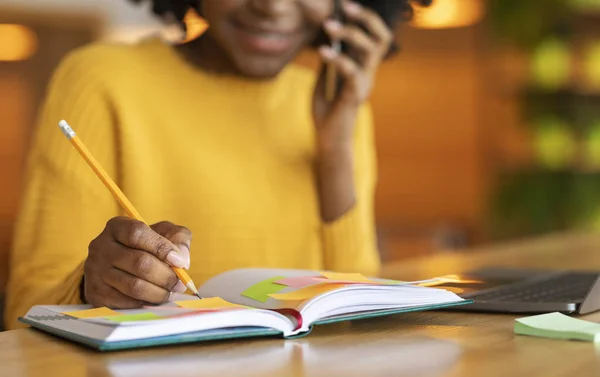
[177,245,191,269]
[173,280,187,293]
[319,45,337,60]
[166,251,185,268]
[344,1,361,15]
[324,20,342,32]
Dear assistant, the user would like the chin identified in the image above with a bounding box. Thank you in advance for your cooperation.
[234,56,294,79]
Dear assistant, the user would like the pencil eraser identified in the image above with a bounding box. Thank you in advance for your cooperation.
[58,120,76,139]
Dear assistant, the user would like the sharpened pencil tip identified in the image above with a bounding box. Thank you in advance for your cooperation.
[195,292,202,299]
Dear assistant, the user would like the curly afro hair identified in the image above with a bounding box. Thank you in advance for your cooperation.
[129,0,431,54]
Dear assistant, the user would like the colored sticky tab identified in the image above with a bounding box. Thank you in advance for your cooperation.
[515,312,600,342]
[165,310,226,319]
[269,283,346,301]
[63,307,120,319]
[242,276,287,303]
[175,297,246,310]
[320,271,373,283]
[275,276,324,288]
[278,275,407,287]
[107,312,164,323]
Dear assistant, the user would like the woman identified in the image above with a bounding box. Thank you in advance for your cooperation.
[5,0,428,329]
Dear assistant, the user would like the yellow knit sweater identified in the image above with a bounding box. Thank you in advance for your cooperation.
[4,37,379,330]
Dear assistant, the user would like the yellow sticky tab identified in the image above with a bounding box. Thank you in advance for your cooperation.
[269,283,345,301]
[63,307,120,319]
[175,297,246,310]
[320,271,372,283]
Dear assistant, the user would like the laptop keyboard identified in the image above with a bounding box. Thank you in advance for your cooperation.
[468,273,599,303]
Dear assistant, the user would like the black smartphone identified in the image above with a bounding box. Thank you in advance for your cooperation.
[325,0,347,100]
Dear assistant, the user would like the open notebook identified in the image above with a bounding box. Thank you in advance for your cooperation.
[20,268,470,351]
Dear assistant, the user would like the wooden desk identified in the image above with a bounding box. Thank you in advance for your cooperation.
[2,233,600,377]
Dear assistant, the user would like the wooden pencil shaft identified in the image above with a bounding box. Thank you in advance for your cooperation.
[67,132,196,288]
[70,137,144,221]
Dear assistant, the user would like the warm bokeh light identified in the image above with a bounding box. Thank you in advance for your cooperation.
[584,42,600,89]
[411,0,485,29]
[417,274,483,287]
[182,8,209,43]
[531,38,572,90]
[568,0,600,12]
[0,24,38,61]
[585,121,600,167]
[534,116,577,169]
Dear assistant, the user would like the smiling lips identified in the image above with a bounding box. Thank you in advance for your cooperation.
[233,20,298,54]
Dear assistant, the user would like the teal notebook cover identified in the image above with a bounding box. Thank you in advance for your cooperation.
[19,300,471,351]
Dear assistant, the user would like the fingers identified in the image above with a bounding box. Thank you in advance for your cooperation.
[319,45,363,104]
[323,20,376,66]
[87,284,144,309]
[322,1,393,72]
[104,267,171,305]
[86,217,193,309]
[151,221,192,269]
[109,246,184,293]
[83,265,144,309]
[343,0,393,50]
[320,46,360,81]
[106,217,186,268]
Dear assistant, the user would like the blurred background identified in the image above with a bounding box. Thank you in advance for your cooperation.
[2,0,600,305]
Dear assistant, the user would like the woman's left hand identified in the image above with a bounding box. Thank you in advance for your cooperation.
[312,0,393,153]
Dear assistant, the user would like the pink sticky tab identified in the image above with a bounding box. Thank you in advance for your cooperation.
[275,276,324,288]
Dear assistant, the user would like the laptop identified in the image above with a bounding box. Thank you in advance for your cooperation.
[433,267,600,314]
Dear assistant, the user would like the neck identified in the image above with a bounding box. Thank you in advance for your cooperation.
[175,33,240,76]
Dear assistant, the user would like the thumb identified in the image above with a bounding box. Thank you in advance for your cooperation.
[174,244,191,270]
[151,221,192,269]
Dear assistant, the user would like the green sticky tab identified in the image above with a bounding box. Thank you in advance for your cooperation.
[514,312,600,342]
[242,276,287,303]
[106,312,164,323]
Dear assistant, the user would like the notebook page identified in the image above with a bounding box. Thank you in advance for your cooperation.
[298,285,464,326]
[24,306,117,341]
[198,268,320,309]
[198,268,464,316]
[25,305,296,342]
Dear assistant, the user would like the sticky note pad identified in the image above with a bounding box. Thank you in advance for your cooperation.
[175,297,246,310]
[514,312,600,342]
[269,283,346,301]
[106,312,164,323]
[242,276,287,303]
[63,307,120,319]
[320,272,372,283]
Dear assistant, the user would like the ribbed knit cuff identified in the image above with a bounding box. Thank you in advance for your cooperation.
[321,206,380,276]
[57,262,86,306]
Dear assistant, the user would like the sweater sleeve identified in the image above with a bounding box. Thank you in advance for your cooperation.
[321,103,381,276]
[4,48,120,330]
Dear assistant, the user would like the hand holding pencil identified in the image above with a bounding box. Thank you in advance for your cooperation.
[58,120,201,309]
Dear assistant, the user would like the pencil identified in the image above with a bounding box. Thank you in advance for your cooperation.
[58,120,202,299]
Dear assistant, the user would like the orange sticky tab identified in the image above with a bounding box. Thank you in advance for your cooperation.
[175,297,246,310]
[269,283,346,301]
[320,271,372,283]
[63,307,120,318]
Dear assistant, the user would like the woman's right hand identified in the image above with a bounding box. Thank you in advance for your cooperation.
[84,217,193,308]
